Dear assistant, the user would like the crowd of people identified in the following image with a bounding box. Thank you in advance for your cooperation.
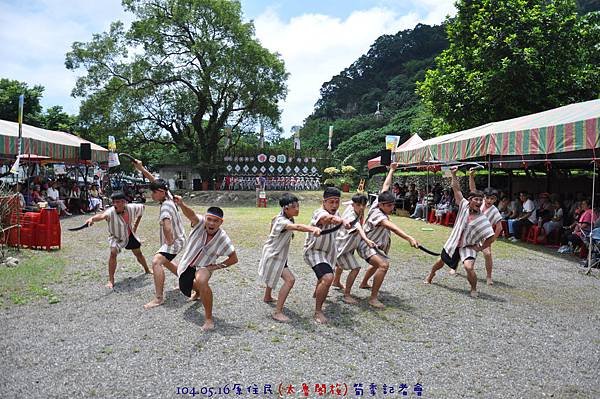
[220,174,321,191]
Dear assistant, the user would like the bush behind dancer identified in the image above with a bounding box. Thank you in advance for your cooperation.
[332,194,376,304]
[174,197,238,331]
[358,162,419,308]
[258,193,322,322]
[424,167,495,298]
[303,187,351,324]
[85,191,150,289]
[467,168,503,285]
[133,160,187,309]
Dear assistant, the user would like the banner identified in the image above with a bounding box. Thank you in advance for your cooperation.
[54,164,66,175]
[108,152,120,168]
[328,125,333,150]
[292,125,301,150]
[108,136,116,151]
[385,135,401,151]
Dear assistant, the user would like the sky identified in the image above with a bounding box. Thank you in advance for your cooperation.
[0,0,456,136]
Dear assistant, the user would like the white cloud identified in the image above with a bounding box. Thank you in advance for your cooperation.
[254,2,456,135]
[0,0,129,114]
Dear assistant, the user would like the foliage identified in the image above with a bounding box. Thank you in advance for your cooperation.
[417,0,600,134]
[323,167,340,176]
[341,165,357,175]
[0,78,44,126]
[66,0,288,178]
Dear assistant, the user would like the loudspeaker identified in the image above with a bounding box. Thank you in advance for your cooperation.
[80,143,91,160]
[380,149,391,166]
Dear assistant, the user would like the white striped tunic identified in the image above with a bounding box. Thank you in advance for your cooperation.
[257,213,294,289]
[482,204,503,227]
[443,198,494,261]
[105,203,144,252]
[176,215,235,277]
[336,206,363,270]
[358,199,391,260]
[303,208,340,268]
[158,199,186,255]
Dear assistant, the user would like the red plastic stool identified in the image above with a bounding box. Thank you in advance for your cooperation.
[257,198,267,208]
[500,220,509,238]
[526,225,543,244]
[427,209,436,223]
[442,211,456,226]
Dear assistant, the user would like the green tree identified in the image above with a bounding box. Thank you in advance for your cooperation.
[66,0,288,178]
[417,0,600,134]
[41,106,78,132]
[0,78,44,125]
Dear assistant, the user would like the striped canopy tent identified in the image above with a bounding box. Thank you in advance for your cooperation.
[367,133,424,169]
[396,99,600,165]
[0,119,108,163]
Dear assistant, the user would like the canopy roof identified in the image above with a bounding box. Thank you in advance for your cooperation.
[396,99,600,165]
[0,119,108,163]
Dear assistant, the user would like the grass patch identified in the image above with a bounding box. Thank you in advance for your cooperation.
[0,251,66,306]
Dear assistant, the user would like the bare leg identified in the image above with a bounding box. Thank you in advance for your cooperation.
[144,254,169,309]
[263,287,276,303]
[343,268,360,304]
[359,264,376,289]
[106,248,118,289]
[332,266,344,290]
[483,247,493,285]
[273,268,295,322]
[368,255,389,308]
[195,268,214,331]
[463,259,478,297]
[314,273,333,324]
[424,258,445,284]
[132,248,151,274]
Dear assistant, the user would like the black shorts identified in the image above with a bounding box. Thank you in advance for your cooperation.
[179,266,196,297]
[124,233,141,250]
[158,252,177,261]
[440,249,460,270]
[312,262,333,279]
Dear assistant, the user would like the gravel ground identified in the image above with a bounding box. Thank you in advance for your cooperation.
[1,201,600,399]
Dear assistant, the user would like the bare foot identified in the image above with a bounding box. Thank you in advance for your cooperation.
[188,290,200,301]
[314,311,328,324]
[448,269,456,276]
[342,295,358,304]
[423,273,434,284]
[359,284,372,290]
[143,297,164,309]
[144,268,153,275]
[105,281,114,289]
[368,299,385,309]
[201,319,215,331]
[263,296,276,303]
[486,277,493,286]
[272,311,290,322]
[332,282,344,290]
[470,290,479,298]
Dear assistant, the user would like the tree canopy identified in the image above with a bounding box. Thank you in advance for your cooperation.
[417,0,600,134]
[66,0,288,178]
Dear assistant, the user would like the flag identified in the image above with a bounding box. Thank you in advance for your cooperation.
[9,94,24,174]
[328,125,333,151]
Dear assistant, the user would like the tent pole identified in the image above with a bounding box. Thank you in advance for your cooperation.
[487,155,491,188]
[586,161,596,274]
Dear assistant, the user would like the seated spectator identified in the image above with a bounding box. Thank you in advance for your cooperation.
[47,181,71,216]
[560,199,593,252]
[410,189,427,220]
[497,196,511,219]
[12,183,25,209]
[434,189,452,224]
[31,185,45,204]
[508,191,536,242]
[88,183,103,212]
[405,183,417,213]
[68,183,85,214]
[536,192,553,221]
[542,199,563,238]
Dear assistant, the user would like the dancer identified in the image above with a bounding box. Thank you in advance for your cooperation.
[133,160,186,309]
[358,162,419,308]
[424,167,495,297]
[467,169,503,285]
[303,187,350,324]
[258,193,322,322]
[84,191,150,289]
[175,197,238,331]
[332,193,376,304]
